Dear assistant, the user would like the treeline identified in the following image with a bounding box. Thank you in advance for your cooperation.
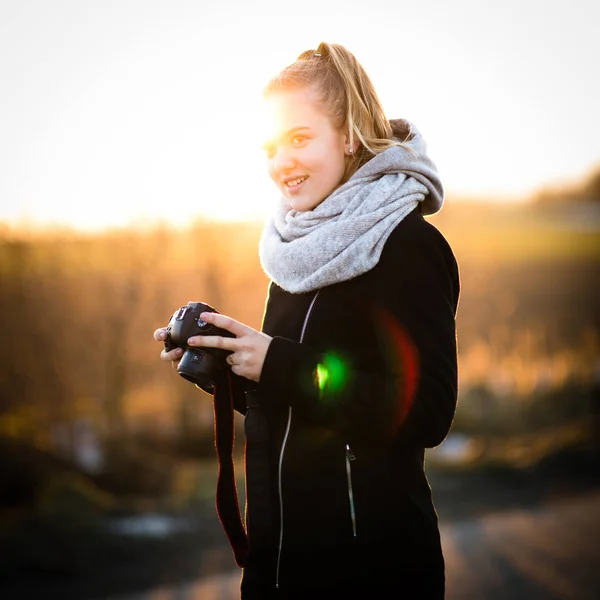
[0,221,267,469]
[532,164,600,205]
[0,199,598,494]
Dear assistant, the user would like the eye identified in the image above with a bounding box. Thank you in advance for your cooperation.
[291,135,306,145]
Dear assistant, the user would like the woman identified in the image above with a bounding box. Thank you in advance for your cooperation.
[155,42,459,599]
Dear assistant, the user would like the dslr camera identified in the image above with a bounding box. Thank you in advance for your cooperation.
[164,301,234,394]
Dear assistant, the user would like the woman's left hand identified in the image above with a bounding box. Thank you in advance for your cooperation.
[188,312,273,382]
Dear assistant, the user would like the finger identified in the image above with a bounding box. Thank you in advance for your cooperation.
[154,327,168,342]
[161,347,183,362]
[200,312,250,337]
[230,364,242,376]
[187,335,239,351]
[230,363,258,382]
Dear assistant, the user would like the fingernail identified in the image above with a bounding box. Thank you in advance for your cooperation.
[175,348,183,355]
[187,338,195,346]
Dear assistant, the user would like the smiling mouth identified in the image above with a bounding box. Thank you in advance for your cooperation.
[285,176,308,188]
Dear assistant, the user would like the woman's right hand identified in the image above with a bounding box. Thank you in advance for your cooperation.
[154,327,184,370]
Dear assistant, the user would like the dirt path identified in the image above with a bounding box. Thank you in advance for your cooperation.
[107,490,600,600]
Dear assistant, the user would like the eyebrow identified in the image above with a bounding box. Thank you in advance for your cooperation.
[262,127,312,150]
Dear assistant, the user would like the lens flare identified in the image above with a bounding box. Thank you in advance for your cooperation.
[316,353,349,394]
[316,363,329,390]
[374,306,420,431]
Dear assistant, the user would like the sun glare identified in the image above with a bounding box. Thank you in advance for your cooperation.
[1,2,598,231]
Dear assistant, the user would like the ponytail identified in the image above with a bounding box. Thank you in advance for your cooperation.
[264,42,412,182]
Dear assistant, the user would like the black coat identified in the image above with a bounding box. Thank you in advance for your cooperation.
[237,206,460,599]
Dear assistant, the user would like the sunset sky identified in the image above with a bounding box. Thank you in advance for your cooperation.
[1,0,598,231]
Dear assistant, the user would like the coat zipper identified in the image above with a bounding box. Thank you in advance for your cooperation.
[275,290,320,589]
[275,406,292,589]
[345,444,357,537]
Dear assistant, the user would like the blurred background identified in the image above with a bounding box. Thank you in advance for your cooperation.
[1,1,599,599]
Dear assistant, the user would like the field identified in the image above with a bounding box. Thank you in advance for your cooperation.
[0,197,598,598]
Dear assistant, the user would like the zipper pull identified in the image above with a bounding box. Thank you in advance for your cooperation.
[345,444,356,461]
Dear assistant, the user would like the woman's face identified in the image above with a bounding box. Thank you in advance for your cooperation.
[264,86,349,212]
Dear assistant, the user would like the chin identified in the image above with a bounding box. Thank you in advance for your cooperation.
[290,197,320,211]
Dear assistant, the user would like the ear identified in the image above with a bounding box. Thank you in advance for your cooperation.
[344,130,360,155]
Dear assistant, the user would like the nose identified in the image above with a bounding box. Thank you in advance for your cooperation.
[271,146,296,174]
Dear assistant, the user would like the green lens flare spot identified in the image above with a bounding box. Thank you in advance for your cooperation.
[316,353,348,394]
[316,363,329,391]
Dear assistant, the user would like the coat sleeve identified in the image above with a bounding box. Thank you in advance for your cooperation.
[257,220,460,449]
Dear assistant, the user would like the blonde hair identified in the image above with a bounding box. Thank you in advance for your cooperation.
[264,42,412,183]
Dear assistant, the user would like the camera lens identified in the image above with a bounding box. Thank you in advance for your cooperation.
[177,348,222,394]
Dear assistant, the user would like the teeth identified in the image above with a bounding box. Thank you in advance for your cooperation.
[286,176,308,187]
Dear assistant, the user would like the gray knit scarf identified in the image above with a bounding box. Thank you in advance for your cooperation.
[259,119,444,294]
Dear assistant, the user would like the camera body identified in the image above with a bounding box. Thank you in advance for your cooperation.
[164,301,234,394]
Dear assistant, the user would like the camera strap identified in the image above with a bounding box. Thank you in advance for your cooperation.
[243,388,275,551]
[213,372,248,568]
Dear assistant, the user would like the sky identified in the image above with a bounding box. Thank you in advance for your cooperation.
[0,0,598,231]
